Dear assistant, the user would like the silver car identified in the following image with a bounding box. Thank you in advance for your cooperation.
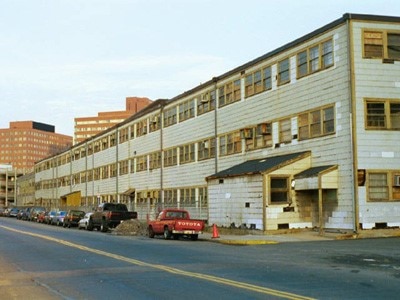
[78,212,93,230]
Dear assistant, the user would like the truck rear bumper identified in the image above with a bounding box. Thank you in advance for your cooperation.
[172,230,202,235]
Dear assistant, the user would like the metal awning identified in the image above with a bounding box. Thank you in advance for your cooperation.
[122,188,135,195]
[293,165,338,190]
[60,191,81,199]
[206,151,311,180]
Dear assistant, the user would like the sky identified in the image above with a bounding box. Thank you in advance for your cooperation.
[1,0,400,137]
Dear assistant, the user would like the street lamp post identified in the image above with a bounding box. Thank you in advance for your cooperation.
[5,168,8,207]
[13,168,17,206]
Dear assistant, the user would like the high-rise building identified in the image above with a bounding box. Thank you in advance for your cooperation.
[74,97,152,144]
[0,121,72,174]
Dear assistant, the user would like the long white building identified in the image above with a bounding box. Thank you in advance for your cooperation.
[35,13,400,232]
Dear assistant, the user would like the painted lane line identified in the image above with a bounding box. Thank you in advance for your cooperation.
[0,225,315,300]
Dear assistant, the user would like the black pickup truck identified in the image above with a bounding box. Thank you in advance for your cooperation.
[87,203,137,232]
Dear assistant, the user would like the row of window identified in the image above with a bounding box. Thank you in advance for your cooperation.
[269,169,400,205]
[37,186,208,210]
[36,104,336,174]
[39,115,335,189]
[136,187,208,207]
[46,96,398,172]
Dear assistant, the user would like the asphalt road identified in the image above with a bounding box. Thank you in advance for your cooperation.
[1,217,400,300]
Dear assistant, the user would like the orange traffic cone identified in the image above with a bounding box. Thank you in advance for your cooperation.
[212,224,220,238]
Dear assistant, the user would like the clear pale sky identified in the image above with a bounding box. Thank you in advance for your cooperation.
[1,0,399,136]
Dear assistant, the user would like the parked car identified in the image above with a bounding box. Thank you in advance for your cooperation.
[63,210,85,228]
[78,212,93,230]
[44,211,57,224]
[2,208,11,217]
[28,206,46,222]
[19,207,33,220]
[51,211,66,226]
[37,211,47,223]
[8,207,20,217]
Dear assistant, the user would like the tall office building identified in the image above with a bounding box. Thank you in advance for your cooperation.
[0,121,72,174]
[74,97,152,144]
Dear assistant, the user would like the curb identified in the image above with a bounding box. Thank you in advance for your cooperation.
[208,238,279,245]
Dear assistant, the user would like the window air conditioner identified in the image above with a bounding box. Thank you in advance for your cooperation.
[240,128,253,139]
[256,123,271,135]
[201,94,210,103]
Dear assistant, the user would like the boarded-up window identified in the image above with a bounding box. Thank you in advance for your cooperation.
[364,31,383,58]
[279,118,292,143]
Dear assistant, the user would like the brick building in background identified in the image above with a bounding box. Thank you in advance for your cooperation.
[74,97,153,144]
[0,121,72,174]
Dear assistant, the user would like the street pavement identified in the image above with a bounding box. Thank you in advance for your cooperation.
[200,227,400,245]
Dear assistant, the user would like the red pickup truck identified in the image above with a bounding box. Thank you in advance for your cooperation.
[147,209,205,241]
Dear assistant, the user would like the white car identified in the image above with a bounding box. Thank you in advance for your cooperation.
[78,212,93,230]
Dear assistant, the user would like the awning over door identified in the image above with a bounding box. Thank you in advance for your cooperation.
[206,151,311,180]
[294,165,338,190]
[122,188,136,195]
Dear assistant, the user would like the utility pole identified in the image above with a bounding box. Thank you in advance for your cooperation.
[5,168,8,207]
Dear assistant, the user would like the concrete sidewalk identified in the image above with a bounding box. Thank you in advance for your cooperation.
[200,228,400,245]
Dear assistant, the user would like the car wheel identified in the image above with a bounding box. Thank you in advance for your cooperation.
[87,219,94,231]
[100,219,108,232]
[148,226,155,238]
[163,227,171,240]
